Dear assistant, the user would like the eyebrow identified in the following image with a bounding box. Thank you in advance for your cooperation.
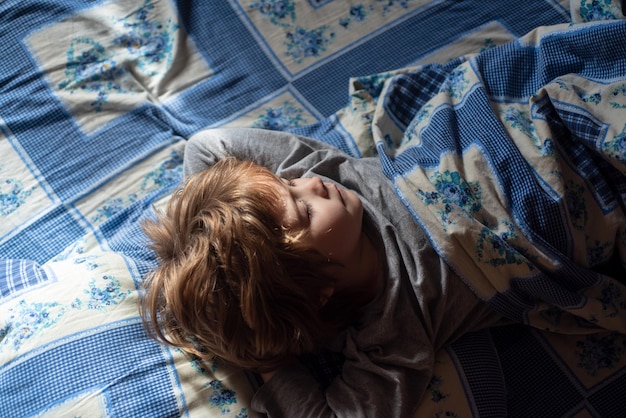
[279,179,306,228]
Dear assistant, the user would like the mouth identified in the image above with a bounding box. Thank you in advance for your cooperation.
[334,184,345,206]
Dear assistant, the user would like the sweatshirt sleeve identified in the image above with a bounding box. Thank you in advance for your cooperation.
[252,355,434,418]
[251,364,337,418]
[251,271,437,418]
[183,127,341,177]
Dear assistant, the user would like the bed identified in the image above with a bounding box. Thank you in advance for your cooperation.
[1,1,625,417]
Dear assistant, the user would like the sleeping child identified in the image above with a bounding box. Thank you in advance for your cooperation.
[140,127,506,417]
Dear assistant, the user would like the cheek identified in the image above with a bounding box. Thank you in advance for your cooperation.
[315,212,362,257]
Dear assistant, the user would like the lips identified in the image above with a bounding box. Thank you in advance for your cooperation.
[334,184,345,206]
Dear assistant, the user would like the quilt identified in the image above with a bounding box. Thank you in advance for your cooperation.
[354,19,626,416]
[1,0,625,417]
[365,21,626,334]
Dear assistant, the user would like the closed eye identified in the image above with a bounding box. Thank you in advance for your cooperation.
[304,201,313,219]
[284,178,312,220]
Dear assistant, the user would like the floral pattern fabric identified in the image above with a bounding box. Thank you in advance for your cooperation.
[243,0,429,73]
[2,0,624,417]
[351,21,626,334]
[0,245,249,418]
[57,0,179,112]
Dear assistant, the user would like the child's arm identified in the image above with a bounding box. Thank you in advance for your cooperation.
[184,127,342,177]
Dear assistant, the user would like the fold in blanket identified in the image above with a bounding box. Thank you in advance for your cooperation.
[349,20,626,334]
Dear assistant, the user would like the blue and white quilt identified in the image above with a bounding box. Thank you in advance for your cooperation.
[367,21,626,334]
[358,18,626,417]
[1,0,625,417]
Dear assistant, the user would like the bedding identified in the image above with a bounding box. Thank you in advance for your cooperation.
[375,22,626,332]
[1,0,625,417]
[365,20,626,416]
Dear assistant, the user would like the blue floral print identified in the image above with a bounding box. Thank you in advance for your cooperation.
[565,181,587,231]
[0,178,36,217]
[140,150,184,191]
[251,101,309,130]
[541,138,555,157]
[475,221,534,268]
[339,4,372,29]
[540,306,564,327]
[184,352,245,415]
[503,107,535,139]
[426,375,448,402]
[596,281,626,319]
[58,37,128,102]
[234,409,249,418]
[579,90,602,105]
[111,0,178,71]
[1,267,134,353]
[609,84,626,108]
[376,0,413,15]
[579,0,622,21]
[188,354,219,376]
[576,333,626,376]
[429,171,481,209]
[92,195,139,224]
[249,0,296,26]
[249,0,422,63]
[92,150,183,223]
[587,238,614,268]
[348,93,373,118]
[248,1,336,63]
[444,67,469,99]
[603,125,626,162]
[80,275,131,311]
[57,0,179,111]
[208,380,238,413]
[285,25,335,63]
[72,255,100,271]
[479,38,496,52]
[404,104,433,143]
[502,107,554,156]
[2,300,66,351]
[307,0,332,7]
[612,84,626,96]
[553,78,571,91]
[417,170,482,232]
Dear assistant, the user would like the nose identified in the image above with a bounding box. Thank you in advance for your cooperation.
[300,177,328,198]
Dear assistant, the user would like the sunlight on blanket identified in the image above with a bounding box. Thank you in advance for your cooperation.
[237,0,437,74]
[0,129,56,243]
[24,0,213,135]
[0,232,256,417]
[73,141,185,229]
[408,21,518,67]
[218,90,318,129]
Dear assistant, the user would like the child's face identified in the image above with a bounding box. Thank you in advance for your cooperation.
[278,176,364,267]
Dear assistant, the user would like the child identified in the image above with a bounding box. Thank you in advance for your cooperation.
[141,127,505,417]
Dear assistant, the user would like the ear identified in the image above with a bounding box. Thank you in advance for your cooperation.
[319,286,335,307]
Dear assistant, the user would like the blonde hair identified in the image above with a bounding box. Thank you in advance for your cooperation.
[140,157,342,371]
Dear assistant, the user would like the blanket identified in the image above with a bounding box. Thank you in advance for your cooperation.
[360,20,626,334]
[2,1,625,417]
[311,19,626,417]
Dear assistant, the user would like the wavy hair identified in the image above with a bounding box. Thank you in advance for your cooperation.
[140,157,343,371]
